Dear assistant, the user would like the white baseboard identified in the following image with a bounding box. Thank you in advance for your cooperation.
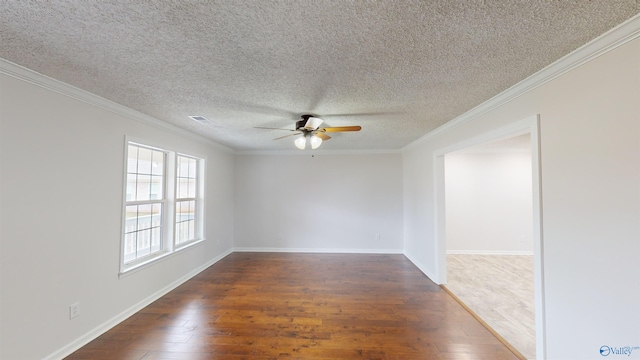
[446,250,534,256]
[233,247,404,254]
[403,252,440,284]
[46,248,233,360]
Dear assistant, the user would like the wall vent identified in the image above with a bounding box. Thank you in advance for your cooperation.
[188,115,210,123]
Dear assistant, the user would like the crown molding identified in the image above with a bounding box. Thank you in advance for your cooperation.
[404,13,640,150]
[236,149,402,156]
[0,59,235,154]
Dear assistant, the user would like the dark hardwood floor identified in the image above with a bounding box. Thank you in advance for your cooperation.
[65,253,518,359]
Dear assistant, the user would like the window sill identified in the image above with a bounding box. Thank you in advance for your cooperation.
[119,238,205,278]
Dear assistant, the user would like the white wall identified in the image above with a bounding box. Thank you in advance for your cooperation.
[403,36,640,359]
[0,70,235,359]
[234,153,403,252]
[445,148,533,253]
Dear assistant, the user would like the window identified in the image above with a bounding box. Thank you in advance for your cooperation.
[121,141,204,273]
[175,155,198,246]
[124,144,165,263]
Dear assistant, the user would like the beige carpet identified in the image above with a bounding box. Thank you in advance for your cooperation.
[446,254,535,360]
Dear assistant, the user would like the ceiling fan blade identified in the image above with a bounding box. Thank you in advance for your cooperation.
[273,132,301,140]
[255,126,297,131]
[303,117,323,130]
[322,126,362,132]
[315,132,331,140]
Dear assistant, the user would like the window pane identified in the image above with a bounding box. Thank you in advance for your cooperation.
[150,175,163,200]
[176,201,184,221]
[177,200,195,221]
[151,150,164,176]
[137,204,152,230]
[176,156,197,201]
[137,229,151,257]
[176,156,183,177]
[125,205,138,233]
[176,222,184,244]
[124,202,163,263]
[187,178,196,198]
[187,200,195,220]
[151,227,161,252]
[151,203,162,226]
[177,178,187,199]
[126,174,137,201]
[188,220,195,241]
[123,232,136,262]
[182,201,189,220]
[127,145,138,173]
[153,203,161,213]
[138,147,152,174]
[180,157,186,177]
[175,199,196,245]
[176,178,196,199]
[177,156,197,178]
[127,145,165,201]
[178,179,188,199]
[188,158,197,178]
[135,175,151,201]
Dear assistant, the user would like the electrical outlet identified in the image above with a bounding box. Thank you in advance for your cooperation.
[69,302,80,319]
[375,234,381,241]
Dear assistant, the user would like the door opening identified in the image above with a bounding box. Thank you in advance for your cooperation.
[445,133,535,359]
[433,115,545,359]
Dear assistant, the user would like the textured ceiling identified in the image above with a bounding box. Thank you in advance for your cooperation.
[1,1,638,151]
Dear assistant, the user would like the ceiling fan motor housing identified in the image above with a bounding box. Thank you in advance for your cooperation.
[295,119,307,131]
[296,114,318,131]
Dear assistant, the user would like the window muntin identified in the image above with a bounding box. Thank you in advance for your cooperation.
[175,155,198,246]
[124,144,166,264]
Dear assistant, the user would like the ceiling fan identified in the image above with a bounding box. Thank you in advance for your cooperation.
[255,114,362,150]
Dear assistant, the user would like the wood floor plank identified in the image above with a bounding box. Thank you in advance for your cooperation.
[65,253,518,359]
[446,254,534,359]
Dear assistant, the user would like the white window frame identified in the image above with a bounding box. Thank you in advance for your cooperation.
[174,153,204,248]
[120,139,205,275]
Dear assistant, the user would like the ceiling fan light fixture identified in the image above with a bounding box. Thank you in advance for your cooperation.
[294,136,307,150]
[310,135,322,149]
[259,113,361,149]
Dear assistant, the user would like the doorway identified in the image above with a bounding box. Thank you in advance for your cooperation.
[445,133,535,359]
[433,115,545,359]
